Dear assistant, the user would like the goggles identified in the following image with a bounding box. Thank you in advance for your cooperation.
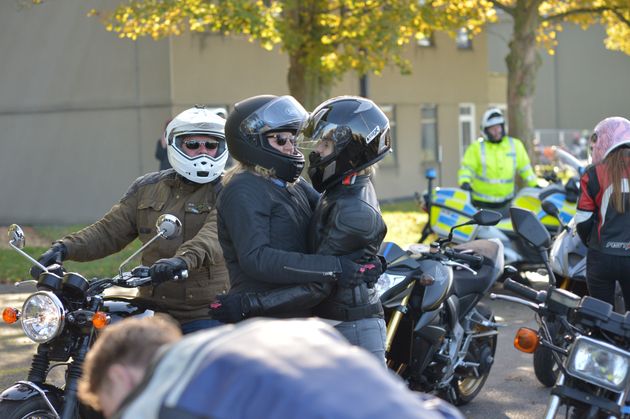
[183,139,220,150]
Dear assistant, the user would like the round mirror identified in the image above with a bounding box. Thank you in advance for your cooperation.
[155,214,182,240]
[8,224,25,249]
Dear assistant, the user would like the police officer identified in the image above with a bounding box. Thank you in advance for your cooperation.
[33,106,229,334]
[458,108,537,212]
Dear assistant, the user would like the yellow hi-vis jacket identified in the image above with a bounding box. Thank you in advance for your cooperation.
[457,136,537,204]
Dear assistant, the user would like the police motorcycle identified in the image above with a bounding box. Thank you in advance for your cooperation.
[0,215,185,419]
[376,209,505,405]
[417,147,581,275]
[534,200,626,387]
[491,207,630,418]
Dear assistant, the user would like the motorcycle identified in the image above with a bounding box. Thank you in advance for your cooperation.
[417,147,582,275]
[376,209,505,405]
[492,207,630,418]
[0,214,185,419]
[533,199,626,387]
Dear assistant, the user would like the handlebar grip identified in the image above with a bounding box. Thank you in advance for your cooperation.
[503,278,540,301]
[444,248,484,267]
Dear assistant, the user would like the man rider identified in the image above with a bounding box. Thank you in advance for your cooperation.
[78,317,464,419]
[32,106,229,334]
[458,108,537,211]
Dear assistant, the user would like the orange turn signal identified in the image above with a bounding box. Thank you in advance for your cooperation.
[514,327,539,353]
[2,307,19,324]
[92,312,109,329]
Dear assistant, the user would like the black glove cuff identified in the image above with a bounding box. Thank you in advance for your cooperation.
[52,242,68,260]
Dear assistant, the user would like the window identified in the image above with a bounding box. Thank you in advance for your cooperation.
[379,104,397,167]
[416,33,434,48]
[459,103,475,157]
[456,28,472,50]
[420,104,439,162]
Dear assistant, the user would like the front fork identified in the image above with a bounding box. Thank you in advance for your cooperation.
[385,282,415,353]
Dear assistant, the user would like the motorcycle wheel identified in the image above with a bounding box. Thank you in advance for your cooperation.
[449,313,498,406]
[0,398,59,419]
[533,323,560,387]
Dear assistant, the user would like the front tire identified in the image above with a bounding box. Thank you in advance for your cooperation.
[449,312,497,405]
[0,398,59,419]
[533,323,560,387]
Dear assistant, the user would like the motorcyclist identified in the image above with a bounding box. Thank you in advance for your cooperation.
[78,317,463,419]
[211,96,389,360]
[458,108,537,213]
[575,116,630,312]
[32,106,229,333]
[212,95,381,320]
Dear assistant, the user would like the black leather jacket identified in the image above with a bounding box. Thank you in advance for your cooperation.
[217,171,341,318]
[241,175,387,321]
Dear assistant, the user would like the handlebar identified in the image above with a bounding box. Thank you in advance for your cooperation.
[443,248,484,269]
[503,278,546,303]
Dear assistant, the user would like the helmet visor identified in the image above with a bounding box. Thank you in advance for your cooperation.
[172,132,227,160]
[239,96,308,138]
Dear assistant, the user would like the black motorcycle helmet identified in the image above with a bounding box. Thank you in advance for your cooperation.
[301,96,391,192]
[224,95,308,183]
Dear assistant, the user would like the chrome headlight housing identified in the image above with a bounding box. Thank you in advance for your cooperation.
[566,335,630,392]
[20,291,65,343]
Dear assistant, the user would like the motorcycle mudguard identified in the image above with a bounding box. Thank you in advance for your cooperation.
[0,382,62,405]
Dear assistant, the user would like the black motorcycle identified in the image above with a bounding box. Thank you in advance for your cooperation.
[376,209,506,405]
[492,207,630,418]
[0,214,185,419]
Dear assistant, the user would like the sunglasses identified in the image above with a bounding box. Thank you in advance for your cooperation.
[267,134,296,146]
[183,139,220,150]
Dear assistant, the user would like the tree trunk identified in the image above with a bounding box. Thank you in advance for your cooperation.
[287,53,330,111]
[506,0,542,164]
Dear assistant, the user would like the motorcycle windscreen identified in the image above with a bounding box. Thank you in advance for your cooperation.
[430,188,479,243]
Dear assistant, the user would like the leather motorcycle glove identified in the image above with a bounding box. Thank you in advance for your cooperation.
[30,242,67,279]
[209,293,248,323]
[149,257,188,284]
[460,182,473,192]
[337,251,383,288]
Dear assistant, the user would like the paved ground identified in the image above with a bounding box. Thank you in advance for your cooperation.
[0,280,553,418]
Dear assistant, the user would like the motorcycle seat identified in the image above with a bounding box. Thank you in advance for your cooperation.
[451,239,504,297]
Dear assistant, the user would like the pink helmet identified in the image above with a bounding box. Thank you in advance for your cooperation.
[590,116,630,164]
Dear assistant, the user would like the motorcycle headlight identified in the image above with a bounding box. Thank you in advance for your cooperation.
[566,335,630,392]
[20,291,65,343]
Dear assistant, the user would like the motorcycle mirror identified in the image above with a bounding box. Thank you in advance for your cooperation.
[8,224,25,249]
[510,207,551,249]
[156,214,182,240]
[541,200,560,218]
[119,214,183,277]
[472,209,502,226]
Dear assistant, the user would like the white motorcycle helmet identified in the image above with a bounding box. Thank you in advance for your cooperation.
[166,106,228,184]
[480,108,506,142]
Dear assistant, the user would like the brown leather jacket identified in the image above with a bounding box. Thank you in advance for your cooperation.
[60,169,228,324]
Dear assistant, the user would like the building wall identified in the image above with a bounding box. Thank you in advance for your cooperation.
[0,0,171,224]
[487,19,630,133]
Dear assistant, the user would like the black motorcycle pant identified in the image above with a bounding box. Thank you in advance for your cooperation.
[586,248,630,312]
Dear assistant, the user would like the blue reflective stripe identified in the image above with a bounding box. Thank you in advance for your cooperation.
[453,229,470,239]
[438,212,461,226]
[559,211,573,225]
